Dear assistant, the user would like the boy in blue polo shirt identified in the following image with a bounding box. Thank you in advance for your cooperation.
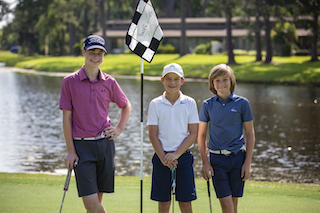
[147,63,199,213]
[198,64,255,213]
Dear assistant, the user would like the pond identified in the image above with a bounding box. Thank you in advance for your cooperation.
[0,66,319,184]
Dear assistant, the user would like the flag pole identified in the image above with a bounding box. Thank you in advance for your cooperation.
[140,57,144,213]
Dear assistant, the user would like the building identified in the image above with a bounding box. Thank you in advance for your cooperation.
[96,17,312,54]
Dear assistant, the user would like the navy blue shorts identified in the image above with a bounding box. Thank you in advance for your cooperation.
[210,150,246,198]
[73,138,115,197]
[151,151,197,202]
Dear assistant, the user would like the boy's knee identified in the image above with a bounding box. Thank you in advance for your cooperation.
[83,194,105,213]
[179,201,192,213]
[219,196,234,212]
[84,202,97,213]
[158,201,171,212]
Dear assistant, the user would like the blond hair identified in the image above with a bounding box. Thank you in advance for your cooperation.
[208,64,236,94]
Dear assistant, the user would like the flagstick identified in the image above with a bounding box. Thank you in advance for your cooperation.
[140,58,144,213]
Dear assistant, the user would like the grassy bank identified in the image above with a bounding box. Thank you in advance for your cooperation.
[1,51,320,86]
[0,173,320,213]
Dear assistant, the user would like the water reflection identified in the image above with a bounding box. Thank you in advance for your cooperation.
[0,68,319,184]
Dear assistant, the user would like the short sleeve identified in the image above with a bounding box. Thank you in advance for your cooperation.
[147,100,158,126]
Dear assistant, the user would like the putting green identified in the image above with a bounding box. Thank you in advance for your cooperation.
[0,173,319,212]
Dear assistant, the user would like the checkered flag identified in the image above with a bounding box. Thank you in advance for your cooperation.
[126,0,163,63]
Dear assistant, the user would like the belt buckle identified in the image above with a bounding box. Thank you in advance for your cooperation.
[221,150,231,155]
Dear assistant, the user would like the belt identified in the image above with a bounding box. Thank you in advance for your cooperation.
[164,150,190,154]
[209,149,232,155]
[73,132,105,141]
[209,145,245,155]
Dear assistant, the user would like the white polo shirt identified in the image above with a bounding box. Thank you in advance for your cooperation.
[147,91,199,151]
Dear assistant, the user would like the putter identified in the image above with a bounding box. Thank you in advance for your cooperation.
[207,180,212,213]
[171,167,176,213]
[59,170,72,213]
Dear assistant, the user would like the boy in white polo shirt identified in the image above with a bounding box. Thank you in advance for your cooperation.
[147,63,199,213]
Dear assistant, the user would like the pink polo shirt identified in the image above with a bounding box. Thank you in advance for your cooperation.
[59,66,128,138]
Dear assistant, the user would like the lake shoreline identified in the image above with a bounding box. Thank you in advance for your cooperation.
[1,64,320,87]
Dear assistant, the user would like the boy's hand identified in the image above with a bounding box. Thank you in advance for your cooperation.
[164,153,178,168]
[104,126,122,140]
[159,153,178,170]
[201,163,214,181]
[64,152,79,171]
[241,161,252,181]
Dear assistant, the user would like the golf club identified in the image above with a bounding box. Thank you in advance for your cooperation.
[207,180,212,213]
[171,167,176,213]
[59,170,72,213]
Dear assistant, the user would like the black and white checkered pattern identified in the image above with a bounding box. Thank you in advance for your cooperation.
[126,0,163,63]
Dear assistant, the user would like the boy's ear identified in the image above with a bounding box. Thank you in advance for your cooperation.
[181,78,185,84]
[82,49,86,56]
[161,77,164,83]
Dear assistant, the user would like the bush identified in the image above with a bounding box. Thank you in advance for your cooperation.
[193,43,211,54]
[272,22,297,56]
[157,43,177,54]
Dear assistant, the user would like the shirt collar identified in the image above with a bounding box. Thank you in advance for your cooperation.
[161,91,186,105]
[214,92,235,102]
[79,65,105,82]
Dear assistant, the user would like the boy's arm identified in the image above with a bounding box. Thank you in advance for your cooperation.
[198,121,213,181]
[241,120,255,181]
[148,125,172,168]
[62,109,78,171]
[164,123,198,165]
[105,100,131,139]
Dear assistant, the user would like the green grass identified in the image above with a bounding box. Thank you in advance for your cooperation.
[0,173,319,213]
[1,51,320,85]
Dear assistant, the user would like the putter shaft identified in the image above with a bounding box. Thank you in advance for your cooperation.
[207,180,212,213]
[172,167,176,213]
[59,170,72,213]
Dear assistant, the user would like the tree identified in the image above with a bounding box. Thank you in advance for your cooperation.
[99,0,107,43]
[260,0,275,64]
[200,0,209,17]
[36,0,79,56]
[0,0,10,21]
[238,0,263,61]
[166,0,175,17]
[294,0,319,61]
[179,0,187,56]
[225,3,236,64]
[254,0,263,61]
[12,0,53,56]
[272,22,297,56]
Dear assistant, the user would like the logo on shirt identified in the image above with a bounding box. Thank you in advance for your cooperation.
[101,89,106,92]
[231,108,237,112]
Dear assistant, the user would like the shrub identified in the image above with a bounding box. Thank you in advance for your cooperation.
[157,43,177,54]
[193,43,211,54]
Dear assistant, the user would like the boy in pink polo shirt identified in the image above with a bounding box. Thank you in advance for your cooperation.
[59,35,131,213]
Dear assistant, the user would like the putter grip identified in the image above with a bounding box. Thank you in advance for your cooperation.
[207,181,211,196]
[63,171,71,191]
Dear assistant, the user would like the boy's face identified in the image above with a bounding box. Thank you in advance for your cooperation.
[82,48,105,68]
[161,72,185,94]
[213,73,231,97]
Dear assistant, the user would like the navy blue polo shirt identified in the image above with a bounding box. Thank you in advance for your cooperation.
[199,93,254,153]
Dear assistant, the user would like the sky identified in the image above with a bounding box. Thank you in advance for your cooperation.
[0,0,17,29]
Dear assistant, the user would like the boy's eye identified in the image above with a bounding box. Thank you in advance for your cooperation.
[88,51,104,56]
